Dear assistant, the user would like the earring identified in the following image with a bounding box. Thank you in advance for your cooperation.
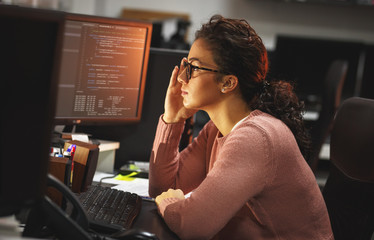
[221,88,225,93]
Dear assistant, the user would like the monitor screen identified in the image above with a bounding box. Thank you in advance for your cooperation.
[0,5,62,216]
[76,48,189,167]
[54,14,152,125]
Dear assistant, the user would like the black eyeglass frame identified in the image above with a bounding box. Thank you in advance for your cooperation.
[183,61,223,81]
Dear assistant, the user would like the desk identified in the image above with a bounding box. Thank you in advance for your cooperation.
[93,172,179,240]
[133,200,179,240]
[0,203,179,240]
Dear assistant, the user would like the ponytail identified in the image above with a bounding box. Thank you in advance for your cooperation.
[252,80,311,159]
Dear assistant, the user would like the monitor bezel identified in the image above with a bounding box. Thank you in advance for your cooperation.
[54,13,153,126]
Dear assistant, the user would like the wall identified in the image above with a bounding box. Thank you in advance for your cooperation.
[67,0,374,50]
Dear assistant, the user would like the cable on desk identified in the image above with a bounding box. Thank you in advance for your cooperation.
[98,175,116,186]
[97,171,138,186]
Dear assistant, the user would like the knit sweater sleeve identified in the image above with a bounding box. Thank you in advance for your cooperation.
[158,121,274,239]
[148,115,214,198]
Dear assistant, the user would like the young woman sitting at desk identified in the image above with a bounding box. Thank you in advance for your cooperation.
[148,15,333,240]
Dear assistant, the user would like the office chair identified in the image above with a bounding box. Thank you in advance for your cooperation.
[322,97,374,240]
[308,59,348,172]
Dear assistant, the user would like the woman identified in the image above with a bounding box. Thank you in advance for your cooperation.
[149,15,333,240]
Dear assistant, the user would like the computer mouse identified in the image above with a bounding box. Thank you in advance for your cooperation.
[110,229,158,240]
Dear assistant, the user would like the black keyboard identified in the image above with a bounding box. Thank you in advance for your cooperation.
[77,185,142,233]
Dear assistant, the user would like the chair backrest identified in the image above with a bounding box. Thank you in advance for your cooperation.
[330,97,374,182]
[323,97,374,240]
[309,59,348,171]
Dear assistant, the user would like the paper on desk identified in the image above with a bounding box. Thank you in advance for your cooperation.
[93,171,149,197]
[112,178,149,197]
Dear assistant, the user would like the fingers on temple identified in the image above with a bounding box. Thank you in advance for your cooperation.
[169,57,187,87]
[169,65,179,87]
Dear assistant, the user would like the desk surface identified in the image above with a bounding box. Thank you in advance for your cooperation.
[134,200,179,240]
[0,200,178,240]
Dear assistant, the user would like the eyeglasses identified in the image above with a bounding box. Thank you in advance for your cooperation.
[183,61,222,81]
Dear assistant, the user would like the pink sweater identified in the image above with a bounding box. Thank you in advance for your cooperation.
[149,110,333,240]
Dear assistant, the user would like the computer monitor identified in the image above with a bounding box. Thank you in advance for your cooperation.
[54,13,152,126]
[0,5,63,216]
[76,48,189,167]
[269,35,364,108]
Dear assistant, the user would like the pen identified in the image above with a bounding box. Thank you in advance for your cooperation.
[140,196,155,202]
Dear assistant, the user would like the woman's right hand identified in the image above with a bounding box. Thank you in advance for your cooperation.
[163,58,197,123]
[155,188,185,217]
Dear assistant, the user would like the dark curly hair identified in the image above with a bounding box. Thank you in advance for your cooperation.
[195,15,311,159]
